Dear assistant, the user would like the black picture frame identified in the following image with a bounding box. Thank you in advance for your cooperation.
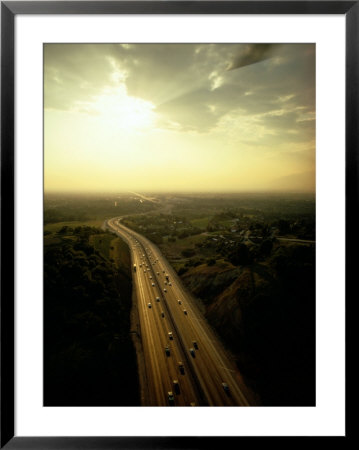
[1,1,354,447]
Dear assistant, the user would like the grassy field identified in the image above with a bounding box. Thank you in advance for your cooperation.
[190,217,211,230]
[218,219,237,228]
[90,233,131,273]
[161,233,207,256]
[109,237,131,273]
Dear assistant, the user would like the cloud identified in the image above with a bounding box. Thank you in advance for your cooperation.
[44,43,315,140]
[44,44,119,111]
[226,44,279,71]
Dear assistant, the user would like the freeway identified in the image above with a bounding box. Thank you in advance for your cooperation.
[106,217,253,406]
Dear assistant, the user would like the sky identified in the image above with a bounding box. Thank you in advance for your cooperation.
[44,43,315,193]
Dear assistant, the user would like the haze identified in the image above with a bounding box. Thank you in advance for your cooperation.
[44,43,315,193]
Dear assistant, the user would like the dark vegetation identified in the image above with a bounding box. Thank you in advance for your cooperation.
[123,192,315,245]
[122,213,202,245]
[44,225,140,406]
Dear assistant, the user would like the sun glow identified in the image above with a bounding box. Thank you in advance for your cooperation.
[44,43,315,193]
[72,84,156,132]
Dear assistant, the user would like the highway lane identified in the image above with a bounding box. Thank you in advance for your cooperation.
[108,220,199,406]
[141,236,250,406]
[106,218,253,406]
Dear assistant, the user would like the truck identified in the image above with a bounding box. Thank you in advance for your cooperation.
[133,264,137,272]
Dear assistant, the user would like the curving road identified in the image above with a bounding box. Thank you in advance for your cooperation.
[106,217,253,406]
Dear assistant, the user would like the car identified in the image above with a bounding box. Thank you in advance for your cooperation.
[161,311,165,318]
[157,272,159,275]
[165,347,170,356]
[173,380,180,394]
[149,276,152,279]
[168,391,175,406]
[148,303,152,308]
[178,300,182,305]
[222,382,230,394]
[164,281,167,285]
[183,310,188,315]
[152,283,155,287]
[164,288,167,293]
[192,341,199,350]
[178,362,185,374]
[168,282,172,286]
[156,297,160,302]
[168,332,173,340]
[189,348,195,357]
[144,270,146,273]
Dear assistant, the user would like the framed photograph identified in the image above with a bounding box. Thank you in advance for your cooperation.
[1,1,353,447]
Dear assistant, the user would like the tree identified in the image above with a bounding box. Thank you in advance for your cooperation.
[228,243,251,266]
[259,239,273,257]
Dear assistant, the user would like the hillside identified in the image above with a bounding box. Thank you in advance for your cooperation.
[179,242,315,406]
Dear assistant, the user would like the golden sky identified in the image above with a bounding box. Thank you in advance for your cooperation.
[44,43,315,193]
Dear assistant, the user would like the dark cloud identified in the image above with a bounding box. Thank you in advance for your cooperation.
[226,44,279,71]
